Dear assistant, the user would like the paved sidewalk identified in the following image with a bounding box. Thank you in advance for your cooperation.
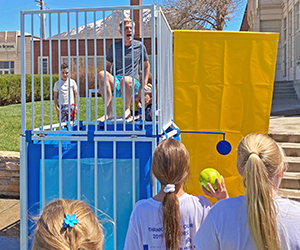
[271,98,300,116]
[0,199,20,238]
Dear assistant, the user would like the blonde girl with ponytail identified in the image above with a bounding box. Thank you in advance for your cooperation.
[124,138,228,249]
[194,133,300,250]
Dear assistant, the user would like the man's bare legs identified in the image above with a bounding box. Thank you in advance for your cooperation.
[120,76,134,119]
[97,70,114,122]
[98,73,135,121]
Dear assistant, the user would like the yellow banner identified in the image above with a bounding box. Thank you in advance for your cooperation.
[173,31,279,202]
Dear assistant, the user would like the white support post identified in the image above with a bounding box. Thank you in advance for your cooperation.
[20,136,28,250]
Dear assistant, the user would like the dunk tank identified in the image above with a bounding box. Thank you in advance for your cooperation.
[19,5,175,250]
[18,4,278,250]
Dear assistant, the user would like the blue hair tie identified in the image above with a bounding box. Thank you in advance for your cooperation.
[63,213,79,228]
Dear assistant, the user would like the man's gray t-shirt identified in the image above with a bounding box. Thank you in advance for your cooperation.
[106,40,149,80]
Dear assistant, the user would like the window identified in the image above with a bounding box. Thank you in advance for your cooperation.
[0,61,14,74]
[289,11,292,35]
[283,44,287,77]
[4,62,9,69]
[296,3,299,31]
[284,17,287,41]
[43,58,48,74]
[38,57,48,74]
[289,11,293,68]
[295,33,300,60]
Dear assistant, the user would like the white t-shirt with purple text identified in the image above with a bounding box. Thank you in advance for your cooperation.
[124,193,212,250]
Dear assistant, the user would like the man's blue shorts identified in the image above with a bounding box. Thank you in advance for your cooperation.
[114,75,140,97]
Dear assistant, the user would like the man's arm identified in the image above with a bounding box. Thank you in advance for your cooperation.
[54,91,59,116]
[143,60,150,90]
[106,60,112,74]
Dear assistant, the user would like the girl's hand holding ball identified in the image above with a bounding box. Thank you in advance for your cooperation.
[198,168,229,200]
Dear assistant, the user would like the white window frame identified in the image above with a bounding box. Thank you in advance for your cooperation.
[283,44,287,77]
[38,57,49,74]
[0,61,14,74]
[284,17,287,41]
[289,11,293,68]
[295,2,299,31]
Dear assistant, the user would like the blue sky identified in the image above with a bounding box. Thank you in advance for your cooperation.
[0,0,247,32]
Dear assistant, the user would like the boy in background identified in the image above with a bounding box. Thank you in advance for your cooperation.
[54,63,78,122]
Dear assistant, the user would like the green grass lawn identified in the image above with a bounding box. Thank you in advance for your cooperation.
[0,97,123,152]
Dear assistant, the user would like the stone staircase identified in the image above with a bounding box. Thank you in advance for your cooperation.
[271,81,300,116]
[273,81,298,99]
[270,82,300,201]
[269,133,300,202]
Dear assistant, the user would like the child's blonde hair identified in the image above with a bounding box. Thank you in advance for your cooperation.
[237,133,285,250]
[32,199,104,250]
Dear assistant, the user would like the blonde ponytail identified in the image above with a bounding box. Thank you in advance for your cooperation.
[237,134,284,250]
[244,153,279,249]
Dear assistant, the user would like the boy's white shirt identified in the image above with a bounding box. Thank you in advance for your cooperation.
[54,79,77,105]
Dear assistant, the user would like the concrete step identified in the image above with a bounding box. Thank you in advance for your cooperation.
[274,82,295,86]
[273,91,297,95]
[273,93,298,98]
[269,115,300,202]
[273,81,298,99]
[273,91,297,96]
[278,188,300,202]
[274,81,293,86]
[273,94,298,99]
[271,109,300,116]
[283,171,300,179]
[278,142,300,157]
[274,86,295,91]
[273,86,296,91]
[280,179,300,190]
[269,134,300,143]
[285,156,300,172]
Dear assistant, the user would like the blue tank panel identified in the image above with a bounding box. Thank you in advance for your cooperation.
[26,123,180,249]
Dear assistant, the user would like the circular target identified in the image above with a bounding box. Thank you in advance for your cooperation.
[216,140,232,155]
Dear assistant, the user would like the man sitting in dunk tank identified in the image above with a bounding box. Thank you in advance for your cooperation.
[97,18,151,122]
